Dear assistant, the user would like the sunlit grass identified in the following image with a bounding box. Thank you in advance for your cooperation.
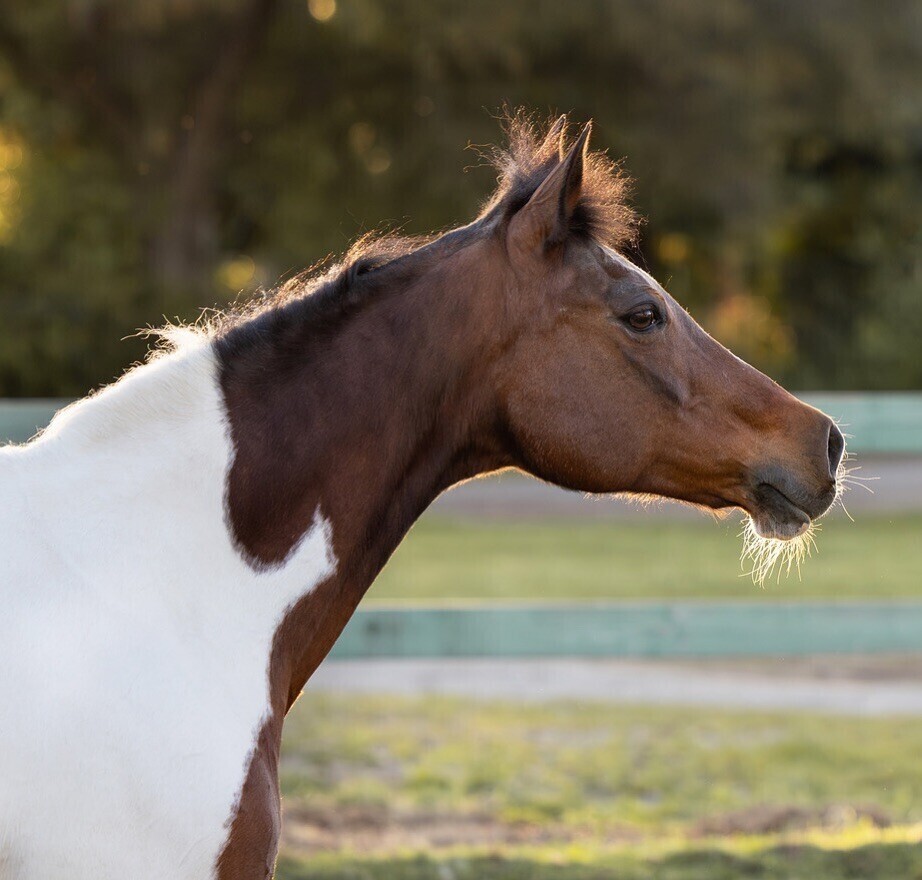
[278,694,922,878]
[369,514,922,603]
[282,694,922,834]
[278,832,922,880]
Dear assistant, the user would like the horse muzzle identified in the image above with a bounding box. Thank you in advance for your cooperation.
[741,416,844,541]
[747,468,838,541]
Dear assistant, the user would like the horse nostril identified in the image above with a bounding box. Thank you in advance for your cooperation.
[827,421,845,476]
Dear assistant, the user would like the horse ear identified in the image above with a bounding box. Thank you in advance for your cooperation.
[542,115,568,160]
[508,122,591,258]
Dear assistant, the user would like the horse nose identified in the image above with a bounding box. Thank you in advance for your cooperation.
[826,420,845,477]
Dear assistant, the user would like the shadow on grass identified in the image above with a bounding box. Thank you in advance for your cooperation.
[277,840,922,880]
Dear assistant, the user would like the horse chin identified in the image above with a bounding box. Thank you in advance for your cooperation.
[750,511,811,542]
[748,482,813,542]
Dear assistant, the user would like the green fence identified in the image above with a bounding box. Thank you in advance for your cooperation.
[2,393,921,451]
[0,399,70,445]
[804,393,922,454]
[330,602,922,658]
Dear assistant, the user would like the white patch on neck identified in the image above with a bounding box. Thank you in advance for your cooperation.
[0,343,336,879]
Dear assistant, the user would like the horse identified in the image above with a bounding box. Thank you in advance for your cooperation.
[0,113,843,879]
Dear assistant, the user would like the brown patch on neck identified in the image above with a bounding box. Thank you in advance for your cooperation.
[215,234,513,568]
[212,242,512,878]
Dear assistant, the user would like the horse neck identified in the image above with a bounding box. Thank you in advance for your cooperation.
[13,341,242,583]
[23,339,226,488]
[218,261,509,708]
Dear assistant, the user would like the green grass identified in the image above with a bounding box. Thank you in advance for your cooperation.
[278,694,922,878]
[278,515,922,877]
[278,841,922,880]
[281,695,922,831]
[368,514,922,603]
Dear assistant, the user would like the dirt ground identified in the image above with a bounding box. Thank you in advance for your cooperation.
[690,653,922,681]
[307,654,922,716]
[280,801,893,856]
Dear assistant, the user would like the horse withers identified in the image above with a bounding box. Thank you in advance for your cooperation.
[0,114,843,879]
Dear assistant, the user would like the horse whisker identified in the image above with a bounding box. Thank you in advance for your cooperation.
[739,518,816,587]
[841,478,876,494]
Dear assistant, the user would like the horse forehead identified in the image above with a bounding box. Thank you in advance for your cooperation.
[600,245,665,295]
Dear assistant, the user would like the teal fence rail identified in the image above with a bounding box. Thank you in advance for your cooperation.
[0,399,71,444]
[330,603,922,658]
[804,393,922,454]
[2,393,921,451]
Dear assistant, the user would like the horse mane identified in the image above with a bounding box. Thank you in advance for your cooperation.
[212,231,431,340]
[203,111,637,351]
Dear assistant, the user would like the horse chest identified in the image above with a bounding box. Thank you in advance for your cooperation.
[0,414,336,879]
[0,639,266,879]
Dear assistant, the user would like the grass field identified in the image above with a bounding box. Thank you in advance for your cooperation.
[277,514,922,876]
[276,694,922,879]
[278,841,922,880]
[368,514,922,603]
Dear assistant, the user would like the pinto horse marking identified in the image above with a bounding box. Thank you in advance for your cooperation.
[0,113,843,879]
[0,344,335,878]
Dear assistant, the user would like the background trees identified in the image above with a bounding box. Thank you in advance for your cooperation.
[1,0,921,395]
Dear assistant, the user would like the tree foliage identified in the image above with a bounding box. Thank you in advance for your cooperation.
[0,0,920,395]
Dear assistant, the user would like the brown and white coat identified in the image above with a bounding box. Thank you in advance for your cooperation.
[0,115,842,879]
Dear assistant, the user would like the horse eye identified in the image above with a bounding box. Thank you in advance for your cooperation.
[625,306,660,332]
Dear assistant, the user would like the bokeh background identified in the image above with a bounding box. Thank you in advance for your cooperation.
[3,3,922,880]
[2,0,922,396]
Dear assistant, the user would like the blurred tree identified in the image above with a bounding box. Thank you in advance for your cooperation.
[0,0,920,394]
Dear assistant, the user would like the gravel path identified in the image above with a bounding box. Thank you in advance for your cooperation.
[308,657,922,716]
